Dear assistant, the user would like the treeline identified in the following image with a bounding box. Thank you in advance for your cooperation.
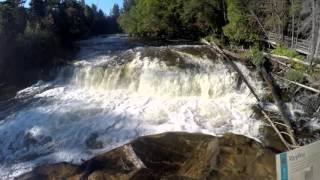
[119,0,251,40]
[119,0,320,57]
[0,0,121,85]
[119,0,225,39]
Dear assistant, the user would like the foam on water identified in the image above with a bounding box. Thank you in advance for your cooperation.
[0,36,265,179]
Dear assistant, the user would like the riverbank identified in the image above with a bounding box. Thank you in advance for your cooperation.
[0,43,77,101]
[203,38,320,148]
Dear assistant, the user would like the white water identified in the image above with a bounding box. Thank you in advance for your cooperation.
[0,35,265,179]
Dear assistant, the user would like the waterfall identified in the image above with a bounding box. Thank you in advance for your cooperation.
[0,35,265,179]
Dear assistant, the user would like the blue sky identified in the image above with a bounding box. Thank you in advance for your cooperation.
[85,0,123,14]
[24,0,123,14]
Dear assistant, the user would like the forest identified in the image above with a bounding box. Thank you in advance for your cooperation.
[2,0,320,86]
[0,0,121,86]
[119,0,320,92]
[120,0,320,60]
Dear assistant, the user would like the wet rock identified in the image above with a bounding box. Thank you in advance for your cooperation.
[86,133,104,149]
[213,134,276,180]
[261,126,287,152]
[17,133,276,180]
[17,163,81,180]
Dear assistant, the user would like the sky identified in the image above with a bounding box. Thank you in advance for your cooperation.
[24,0,123,14]
[85,0,123,14]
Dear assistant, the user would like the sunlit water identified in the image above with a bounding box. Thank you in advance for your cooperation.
[0,35,266,179]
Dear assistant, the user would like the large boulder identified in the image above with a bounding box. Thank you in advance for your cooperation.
[17,133,276,180]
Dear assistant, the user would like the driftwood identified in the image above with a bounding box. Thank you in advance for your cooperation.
[271,54,309,66]
[271,54,320,69]
[260,110,291,150]
[202,39,296,150]
[222,49,249,62]
[274,74,320,94]
[267,55,311,80]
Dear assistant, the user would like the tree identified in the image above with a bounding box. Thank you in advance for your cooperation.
[57,0,88,40]
[0,0,26,41]
[111,4,120,18]
[29,0,47,28]
[181,0,225,37]
[262,0,289,40]
[119,0,225,39]
[308,0,320,63]
[123,0,135,12]
[223,0,259,44]
[80,0,85,7]
[0,0,117,84]
[119,0,169,37]
[289,0,302,47]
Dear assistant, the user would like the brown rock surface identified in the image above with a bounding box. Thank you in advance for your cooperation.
[17,133,276,180]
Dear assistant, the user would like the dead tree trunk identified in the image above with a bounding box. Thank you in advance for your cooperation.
[202,39,298,149]
[309,0,317,64]
[291,0,295,48]
[294,15,301,48]
[260,67,297,146]
[222,0,227,24]
[315,26,320,58]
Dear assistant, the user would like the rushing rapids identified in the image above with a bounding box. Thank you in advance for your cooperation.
[0,35,266,179]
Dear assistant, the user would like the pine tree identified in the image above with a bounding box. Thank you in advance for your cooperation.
[223,0,258,44]
[0,0,26,41]
[29,0,46,28]
[111,4,120,18]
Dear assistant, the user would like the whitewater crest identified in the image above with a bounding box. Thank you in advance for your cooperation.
[0,35,264,179]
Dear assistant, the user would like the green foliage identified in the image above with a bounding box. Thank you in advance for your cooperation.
[310,69,320,83]
[111,4,120,18]
[0,0,26,41]
[250,46,265,69]
[292,62,308,72]
[271,46,305,60]
[107,4,122,33]
[285,70,305,83]
[204,34,225,47]
[223,0,258,44]
[181,0,225,36]
[29,0,46,27]
[123,0,135,12]
[119,0,225,39]
[290,0,302,17]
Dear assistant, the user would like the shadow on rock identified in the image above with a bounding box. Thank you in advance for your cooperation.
[17,132,276,180]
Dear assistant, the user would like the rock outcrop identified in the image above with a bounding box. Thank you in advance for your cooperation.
[18,133,276,180]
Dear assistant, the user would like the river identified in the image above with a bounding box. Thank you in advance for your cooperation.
[0,34,266,179]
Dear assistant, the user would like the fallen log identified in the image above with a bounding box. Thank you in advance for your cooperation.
[201,40,260,102]
[261,110,291,150]
[202,39,296,150]
[274,74,320,94]
[261,67,298,146]
[221,49,249,63]
[270,54,320,69]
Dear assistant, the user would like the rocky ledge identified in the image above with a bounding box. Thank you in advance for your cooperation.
[18,133,276,180]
